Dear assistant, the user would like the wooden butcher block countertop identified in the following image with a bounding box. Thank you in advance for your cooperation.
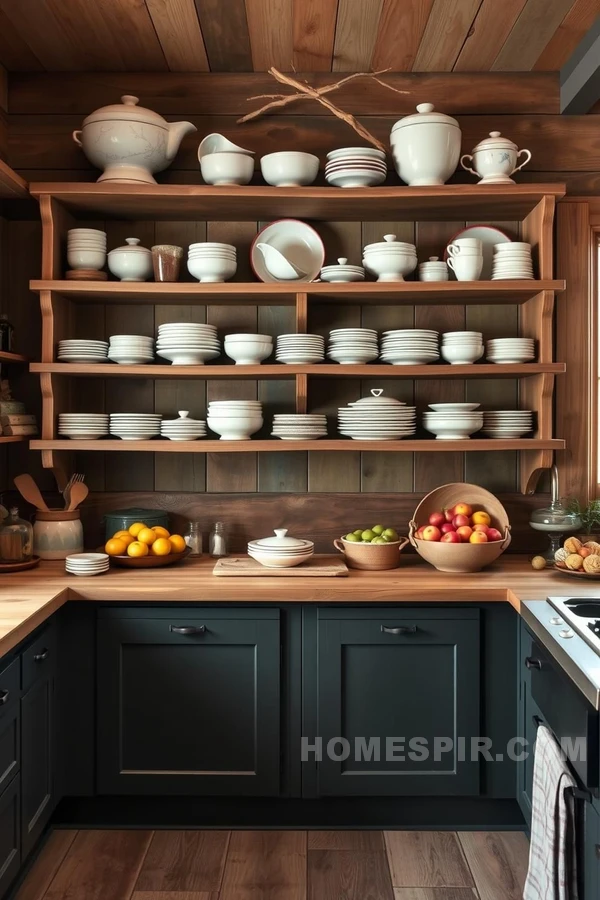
[0,555,595,659]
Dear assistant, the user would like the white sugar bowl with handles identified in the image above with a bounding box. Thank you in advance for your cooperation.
[460,131,532,185]
[390,103,461,186]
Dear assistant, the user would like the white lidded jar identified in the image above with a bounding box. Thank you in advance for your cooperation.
[390,103,461,186]
[460,131,532,185]
[108,237,153,282]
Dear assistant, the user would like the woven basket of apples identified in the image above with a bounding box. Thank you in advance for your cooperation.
[409,483,511,573]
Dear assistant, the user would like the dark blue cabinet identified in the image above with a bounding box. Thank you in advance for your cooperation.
[585,800,599,900]
[0,775,19,899]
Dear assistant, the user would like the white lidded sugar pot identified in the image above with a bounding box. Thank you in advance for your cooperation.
[390,103,461,186]
[460,131,532,185]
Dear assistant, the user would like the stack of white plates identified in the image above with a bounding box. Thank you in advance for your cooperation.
[109,413,162,440]
[491,242,534,280]
[482,410,534,438]
[58,413,109,440]
[271,414,327,441]
[276,334,325,364]
[325,147,387,188]
[65,552,109,576]
[187,242,237,283]
[108,334,154,365]
[57,340,109,363]
[248,529,315,568]
[327,328,378,364]
[380,329,439,365]
[338,390,416,440]
[486,338,535,363]
[423,405,483,440]
[156,322,220,366]
[207,400,263,440]
[320,258,365,283]
[160,410,207,441]
[441,331,484,365]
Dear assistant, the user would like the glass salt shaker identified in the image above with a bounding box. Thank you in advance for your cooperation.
[184,521,203,557]
[209,522,227,557]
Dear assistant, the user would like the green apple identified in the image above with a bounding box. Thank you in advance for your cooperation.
[382,528,399,542]
[344,533,360,542]
[372,536,387,544]
[353,529,363,537]
[371,524,384,535]
[361,529,376,542]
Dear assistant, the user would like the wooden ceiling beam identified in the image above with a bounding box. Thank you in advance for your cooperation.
[144,0,209,72]
[413,0,483,71]
[534,0,600,71]
[491,0,575,71]
[560,14,600,112]
[371,0,434,71]
[453,0,528,71]
[292,0,338,71]
[332,0,384,71]
[245,0,293,70]
[193,0,253,71]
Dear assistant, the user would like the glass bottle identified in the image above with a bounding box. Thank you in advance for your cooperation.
[209,522,227,557]
[184,521,203,557]
[0,507,33,562]
[0,314,14,353]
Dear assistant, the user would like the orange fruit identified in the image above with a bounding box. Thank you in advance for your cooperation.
[114,532,134,548]
[152,538,172,556]
[105,537,127,556]
[128,522,147,537]
[169,534,186,554]
[152,526,170,539]
[471,510,491,527]
[113,530,131,541]
[127,541,149,558]
[469,531,488,544]
[137,527,157,546]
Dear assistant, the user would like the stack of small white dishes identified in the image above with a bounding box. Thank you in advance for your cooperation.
[108,238,153,282]
[198,133,254,186]
[338,390,416,441]
[66,228,107,280]
[251,220,324,284]
[320,258,365,283]
[109,413,162,440]
[327,328,378,365]
[207,400,263,441]
[446,225,511,279]
[260,151,319,187]
[491,242,534,280]
[486,337,535,364]
[276,334,325,364]
[271,414,327,441]
[108,334,154,365]
[418,256,448,282]
[380,329,439,365]
[224,333,273,365]
[248,529,314,568]
[363,234,417,282]
[57,339,109,363]
[325,147,387,188]
[58,413,109,440]
[423,405,483,440]
[156,322,220,366]
[446,238,483,281]
[187,242,237,283]
[160,410,207,441]
[482,410,534,438]
[65,552,109,576]
[441,331,484,365]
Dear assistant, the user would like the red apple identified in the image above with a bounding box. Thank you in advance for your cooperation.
[473,523,489,534]
[470,531,488,543]
[428,511,446,528]
[440,523,456,534]
[456,525,473,541]
[487,528,503,542]
[453,502,473,518]
[415,527,425,539]
[422,525,442,542]
[443,508,454,523]
[441,531,462,543]
[452,514,470,528]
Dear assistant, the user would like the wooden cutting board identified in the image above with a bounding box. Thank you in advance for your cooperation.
[213,554,348,576]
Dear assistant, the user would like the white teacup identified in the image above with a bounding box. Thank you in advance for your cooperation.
[447,254,483,281]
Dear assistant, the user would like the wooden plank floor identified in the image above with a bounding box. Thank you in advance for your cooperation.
[16,829,530,900]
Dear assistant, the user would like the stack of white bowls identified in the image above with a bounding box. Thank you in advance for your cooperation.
[207,400,263,441]
[224,333,273,365]
[363,234,417,282]
[276,334,325,364]
[320,258,365,283]
[67,228,107,273]
[441,331,484,365]
[109,413,162,440]
[271,414,327,441]
[380,329,439,365]
[423,404,483,440]
[491,242,534,280]
[418,256,448,282]
[338,390,416,440]
[325,147,387,188]
[58,413,109,440]
[327,328,378,364]
[187,242,237,283]
[160,410,207,442]
[65,552,109,576]
[156,322,220,366]
[486,337,535,364]
[57,339,109,363]
[108,334,154,365]
[482,410,534,438]
[248,529,314,568]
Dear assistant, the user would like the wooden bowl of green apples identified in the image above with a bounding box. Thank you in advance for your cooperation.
[333,525,409,570]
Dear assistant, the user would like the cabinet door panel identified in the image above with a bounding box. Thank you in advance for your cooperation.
[0,775,19,898]
[0,659,20,797]
[585,801,599,900]
[21,673,54,857]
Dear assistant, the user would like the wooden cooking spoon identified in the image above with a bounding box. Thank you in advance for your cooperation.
[67,481,89,511]
[13,474,49,511]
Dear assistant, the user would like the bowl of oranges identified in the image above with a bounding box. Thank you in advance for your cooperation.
[104,521,190,567]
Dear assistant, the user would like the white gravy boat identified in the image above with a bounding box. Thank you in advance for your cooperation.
[255,244,308,280]
[198,133,255,159]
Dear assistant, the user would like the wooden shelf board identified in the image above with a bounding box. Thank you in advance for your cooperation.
[0,350,28,363]
[30,362,566,379]
[0,435,27,444]
[30,183,566,222]
[31,438,566,453]
[0,161,28,200]
[29,280,565,305]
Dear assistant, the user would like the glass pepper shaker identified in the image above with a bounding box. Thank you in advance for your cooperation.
[209,522,227,557]
[184,521,203,557]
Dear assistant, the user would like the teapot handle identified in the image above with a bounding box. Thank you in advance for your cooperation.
[460,153,477,177]
[72,130,83,148]
[512,148,532,175]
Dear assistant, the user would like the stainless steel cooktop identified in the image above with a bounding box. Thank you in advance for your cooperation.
[547,596,600,654]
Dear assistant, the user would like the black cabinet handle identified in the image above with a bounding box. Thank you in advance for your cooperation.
[381,625,418,635]
[0,690,9,705]
[33,648,49,663]
[170,625,206,635]
[525,657,542,670]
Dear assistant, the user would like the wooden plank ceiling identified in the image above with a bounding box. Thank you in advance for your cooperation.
[0,0,596,72]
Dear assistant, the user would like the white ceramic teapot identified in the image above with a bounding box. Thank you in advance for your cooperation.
[460,132,532,185]
[73,95,196,184]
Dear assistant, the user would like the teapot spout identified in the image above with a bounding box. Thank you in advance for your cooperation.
[167,121,197,161]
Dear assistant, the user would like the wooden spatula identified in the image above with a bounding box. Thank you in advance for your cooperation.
[13,474,49,511]
[67,481,89,511]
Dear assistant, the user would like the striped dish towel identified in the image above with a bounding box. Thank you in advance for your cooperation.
[523,723,579,900]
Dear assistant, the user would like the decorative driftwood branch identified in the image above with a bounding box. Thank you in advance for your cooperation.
[238,68,409,152]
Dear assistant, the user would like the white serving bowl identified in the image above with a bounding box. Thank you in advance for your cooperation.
[260,151,319,187]
[326,170,386,188]
[207,416,263,440]
[187,255,237,283]
[248,548,313,568]
[423,418,483,439]
[200,151,254,185]
[67,248,106,270]
[157,348,220,365]
[224,339,273,365]
[363,251,417,282]
[440,344,484,364]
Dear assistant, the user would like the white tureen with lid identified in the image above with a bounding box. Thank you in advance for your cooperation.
[390,103,461,186]
[247,529,315,569]
[460,131,532,185]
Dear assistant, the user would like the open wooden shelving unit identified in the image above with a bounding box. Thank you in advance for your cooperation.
[30,182,566,493]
